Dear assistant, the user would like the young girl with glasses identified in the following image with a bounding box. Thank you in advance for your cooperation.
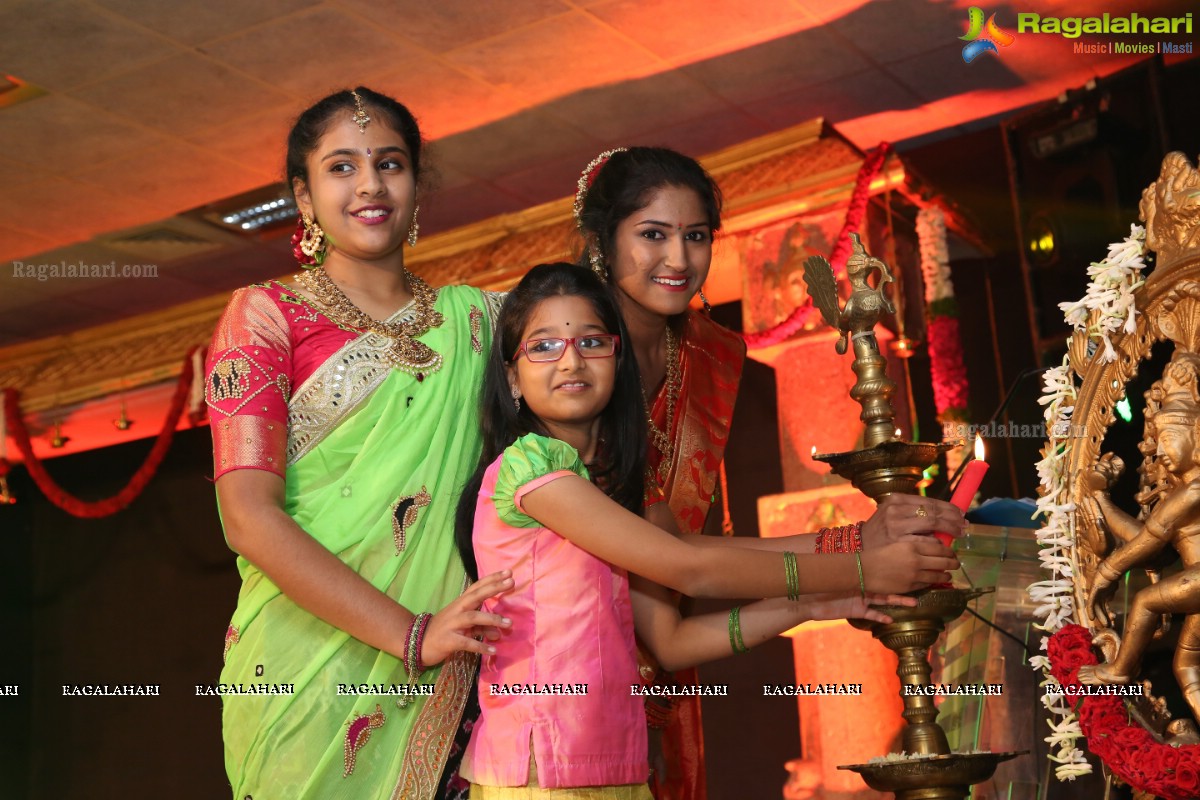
[453,263,957,798]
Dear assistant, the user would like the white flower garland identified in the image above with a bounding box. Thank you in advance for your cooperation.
[1028,224,1148,781]
[917,207,954,304]
[1058,225,1148,363]
[917,206,966,476]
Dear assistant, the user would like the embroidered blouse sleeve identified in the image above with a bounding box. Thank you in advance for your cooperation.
[493,433,590,528]
[206,286,292,479]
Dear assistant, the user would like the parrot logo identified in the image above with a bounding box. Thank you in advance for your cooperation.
[960,7,1015,63]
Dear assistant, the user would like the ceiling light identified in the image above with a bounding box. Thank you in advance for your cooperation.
[204,190,297,233]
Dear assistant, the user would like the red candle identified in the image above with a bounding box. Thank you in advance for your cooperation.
[937,436,988,546]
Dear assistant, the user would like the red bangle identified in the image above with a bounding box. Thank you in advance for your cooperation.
[413,613,432,674]
[815,522,864,553]
[816,527,835,554]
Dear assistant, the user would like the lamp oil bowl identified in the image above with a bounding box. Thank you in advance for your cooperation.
[838,751,1025,800]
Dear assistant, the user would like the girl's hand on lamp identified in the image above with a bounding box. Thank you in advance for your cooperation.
[799,591,918,625]
[861,495,966,549]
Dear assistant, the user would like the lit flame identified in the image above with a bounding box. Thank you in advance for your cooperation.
[974,435,985,461]
[895,428,901,438]
[810,445,817,457]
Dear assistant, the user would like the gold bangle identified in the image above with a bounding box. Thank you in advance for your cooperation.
[854,552,866,600]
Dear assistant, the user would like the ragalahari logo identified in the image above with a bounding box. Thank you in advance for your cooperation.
[960,7,1015,62]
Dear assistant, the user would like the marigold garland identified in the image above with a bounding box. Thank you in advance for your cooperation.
[1,345,204,518]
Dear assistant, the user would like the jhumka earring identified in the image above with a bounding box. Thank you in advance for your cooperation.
[511,386,521,411]
[408,204,420,248]
[293,213,327,267]
[699,288,712,314]
[589,246,606,281]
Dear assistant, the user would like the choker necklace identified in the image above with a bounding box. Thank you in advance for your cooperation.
[642,327,682,484]
[296,266,444,380]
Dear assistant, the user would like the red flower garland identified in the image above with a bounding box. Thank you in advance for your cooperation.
[926,315,970,414]
[1047,624,1200,799]
[741,142,893,349]
[1,345,204,518]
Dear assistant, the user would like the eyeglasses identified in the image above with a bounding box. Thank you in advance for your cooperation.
[512,334,621,362]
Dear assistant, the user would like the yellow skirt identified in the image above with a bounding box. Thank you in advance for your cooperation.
[470,753,652,800]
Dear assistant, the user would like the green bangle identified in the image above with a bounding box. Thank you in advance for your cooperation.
[783,550,800,601]
[728,606,749,654]
[854,552,866,600]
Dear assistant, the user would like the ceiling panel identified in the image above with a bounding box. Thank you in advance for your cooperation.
[334,0,572,53]
[92,0,321,46]
[444,11,661,106]
[75,139,276,219]
[1,177,162,247]
[0,94,168,175]
[542,70,733,143]
[0,226,56,266]
[827,0,965,65]
[434,108,602,181]
[203,6,423,99]
[0,0,180,92]
[76,52,295,139]
[179,104,299,186]
[373,60,523,141]
[588,0,807,63]
[681,25,871,105]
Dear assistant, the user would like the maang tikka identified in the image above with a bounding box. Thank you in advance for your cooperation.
[351,90,371,133]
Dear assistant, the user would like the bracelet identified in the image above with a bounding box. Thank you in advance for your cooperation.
[783,550,800,601]
[814,522,865,554]
[404,612,432,680]
[854,552,866,600]
[728,605,749,654]
[850,521,863,552]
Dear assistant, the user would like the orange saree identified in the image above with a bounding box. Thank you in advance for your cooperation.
[642,311,746,800]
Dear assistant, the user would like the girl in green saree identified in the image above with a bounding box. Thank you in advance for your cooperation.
[206,88,510,799]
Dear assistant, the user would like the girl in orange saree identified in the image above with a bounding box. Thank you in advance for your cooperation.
[573,147,965,800]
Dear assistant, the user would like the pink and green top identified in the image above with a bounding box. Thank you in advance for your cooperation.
[461,434,647,789]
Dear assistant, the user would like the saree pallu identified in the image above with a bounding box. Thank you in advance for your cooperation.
[216,284,498,800]
[642,312,745,800]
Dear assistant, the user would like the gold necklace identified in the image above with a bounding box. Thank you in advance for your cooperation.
[295,267,445,380]
[642,327,682,483]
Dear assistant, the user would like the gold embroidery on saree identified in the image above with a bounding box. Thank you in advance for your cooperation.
[390,648,477,800]
[469,306,483,354]
[286,306,420,465]
[344,704,387,777]
[482,290,507,333]
[223,625,239,664]
[391,486,432,554]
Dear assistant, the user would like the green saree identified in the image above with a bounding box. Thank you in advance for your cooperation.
[213,284,501,799]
